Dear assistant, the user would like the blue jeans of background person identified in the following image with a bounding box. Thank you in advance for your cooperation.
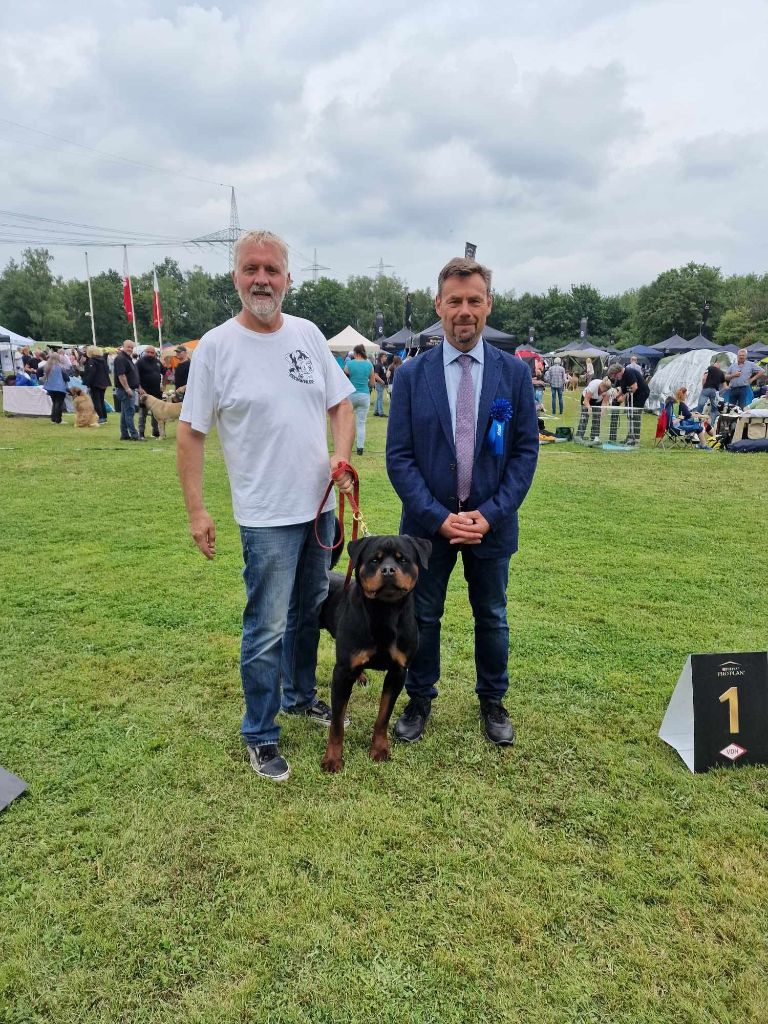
[114,387,138,439]
[696,387,721,423]
[349,391,370,450]
[729,385,749,407]
[550,386,564,415]
[405,537,511,704]
[374,382,385,416]
[239,510,334,747]
[534,387,544,405]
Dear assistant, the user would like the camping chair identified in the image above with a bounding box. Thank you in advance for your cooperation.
[656,397,701,449]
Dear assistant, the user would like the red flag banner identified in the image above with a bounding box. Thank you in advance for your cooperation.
[152,268,163,329]
[122,249,134,325]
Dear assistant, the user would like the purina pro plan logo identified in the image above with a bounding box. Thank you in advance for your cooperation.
[717,660,746,679]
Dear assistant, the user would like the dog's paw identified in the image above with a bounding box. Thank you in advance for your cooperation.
[321,754,344,774]
[369,740,390,763]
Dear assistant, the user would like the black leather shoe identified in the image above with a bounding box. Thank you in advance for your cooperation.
[479,700,515,746]
[393,698,431,742]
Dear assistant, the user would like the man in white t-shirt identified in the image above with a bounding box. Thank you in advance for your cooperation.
[177,229,355,782]
[575,377,612,445]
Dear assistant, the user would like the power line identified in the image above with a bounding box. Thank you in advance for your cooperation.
[0,116,233,189]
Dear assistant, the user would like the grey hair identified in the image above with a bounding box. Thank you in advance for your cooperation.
[437,257,492,296]
[234,230,290,273]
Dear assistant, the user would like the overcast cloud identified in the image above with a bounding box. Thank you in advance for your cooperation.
[1,0,766,294]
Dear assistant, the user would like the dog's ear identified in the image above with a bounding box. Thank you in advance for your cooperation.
[347,536,373,567]
[403,536,431,569]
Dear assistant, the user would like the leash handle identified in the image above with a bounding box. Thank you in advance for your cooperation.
[313,460,365,589]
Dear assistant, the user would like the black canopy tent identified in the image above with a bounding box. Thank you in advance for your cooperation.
[380,327,416,353]
[651,332,720,355]
[417,321,517,352]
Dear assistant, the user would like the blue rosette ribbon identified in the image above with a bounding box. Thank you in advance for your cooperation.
[486,398,513,455]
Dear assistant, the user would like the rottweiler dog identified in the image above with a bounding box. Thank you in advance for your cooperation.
[320,534,431,773]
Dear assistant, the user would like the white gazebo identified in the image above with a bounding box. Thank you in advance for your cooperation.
[326,325,380,358]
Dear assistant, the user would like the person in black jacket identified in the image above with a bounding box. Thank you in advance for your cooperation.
[82,346,111,423]
[113,339,142,441]
[137,345,164,438]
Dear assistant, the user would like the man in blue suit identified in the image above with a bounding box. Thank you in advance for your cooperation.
[386,257,539,746]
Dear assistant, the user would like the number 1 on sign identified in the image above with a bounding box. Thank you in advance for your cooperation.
[719,686,739,734]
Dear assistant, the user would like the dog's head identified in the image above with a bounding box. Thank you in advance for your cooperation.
[69,387,84,398]
[347,535,431,603]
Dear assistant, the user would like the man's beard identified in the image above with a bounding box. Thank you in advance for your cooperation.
[239,286,285,324]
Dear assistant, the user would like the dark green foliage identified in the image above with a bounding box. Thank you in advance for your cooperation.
[3,249,768,350]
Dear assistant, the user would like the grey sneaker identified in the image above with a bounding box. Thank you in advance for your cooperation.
[247,743,290,782]
[284,699,349,728]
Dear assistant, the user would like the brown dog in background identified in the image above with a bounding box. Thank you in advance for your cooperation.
[138,392,183,438]
[69,388,100,427]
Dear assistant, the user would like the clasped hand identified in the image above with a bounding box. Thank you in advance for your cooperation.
[439,510,490,545]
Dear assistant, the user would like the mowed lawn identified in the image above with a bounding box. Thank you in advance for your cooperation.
[1,391,767,1024]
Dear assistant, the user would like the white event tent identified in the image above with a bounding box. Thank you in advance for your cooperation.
[326,325,380,358]
[647,350,734,412]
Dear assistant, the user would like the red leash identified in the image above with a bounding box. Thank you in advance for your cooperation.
[314,461,368,588]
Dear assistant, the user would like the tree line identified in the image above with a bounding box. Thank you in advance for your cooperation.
[2,248,768,351]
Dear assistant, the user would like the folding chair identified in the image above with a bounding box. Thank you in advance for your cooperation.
[656,397,700,449]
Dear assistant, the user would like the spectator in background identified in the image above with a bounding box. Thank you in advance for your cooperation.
[113,339,143,441]
[137,345,164,439]
[575,377,612,445]
[373,352,389,417]
[695,361,726,427]
[725,348,764,408]
[173,346,191,397]
[42,352,69,424]
[389,355,402,395]
[82,346,111,423]
[607,362,650,446]
[344,344,374,455]
[669,387,712,449]
[543,356,567,415]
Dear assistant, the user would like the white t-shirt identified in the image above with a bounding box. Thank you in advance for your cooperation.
[582,379,604,401]
[180,315,354,527]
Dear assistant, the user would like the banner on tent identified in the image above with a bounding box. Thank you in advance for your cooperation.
[659,651,768,772]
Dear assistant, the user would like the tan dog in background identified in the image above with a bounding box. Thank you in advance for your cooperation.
[70,387,100,427]
[139,392,183,439]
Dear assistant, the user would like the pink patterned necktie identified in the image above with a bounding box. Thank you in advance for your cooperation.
[456,353,475,503]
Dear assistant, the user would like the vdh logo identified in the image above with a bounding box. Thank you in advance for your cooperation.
[717,660,746,678]
[719,744,747,762]
[285,349,314,384]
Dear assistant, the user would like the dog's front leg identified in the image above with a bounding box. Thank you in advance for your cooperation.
[321,665,356,773]
[370,667,406,763]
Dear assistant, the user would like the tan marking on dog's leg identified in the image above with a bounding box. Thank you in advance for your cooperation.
[350,649,375,669]
[387,645,408,669]
[370,671,404,763]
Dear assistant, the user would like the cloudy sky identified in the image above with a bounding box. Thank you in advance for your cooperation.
[1,0,767,295]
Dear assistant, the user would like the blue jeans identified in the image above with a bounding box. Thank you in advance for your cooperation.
[374,382,385,415]
[405,537,511,703]
[728,386,749,408]
[114,387,138,439]
[696,387,720,422]
[349,391,370,449]
[239,510,334,746]
[551,387,564,415]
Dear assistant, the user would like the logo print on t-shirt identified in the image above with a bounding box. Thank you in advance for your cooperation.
[286,349,314,384]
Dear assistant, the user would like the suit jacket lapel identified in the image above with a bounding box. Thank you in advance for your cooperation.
[474,340,502,461]
[424,344,455,452]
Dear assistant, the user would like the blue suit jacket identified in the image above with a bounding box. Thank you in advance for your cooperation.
[386,340,540,558]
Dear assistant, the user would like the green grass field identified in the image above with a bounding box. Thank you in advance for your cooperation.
[1,391,767,1024]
